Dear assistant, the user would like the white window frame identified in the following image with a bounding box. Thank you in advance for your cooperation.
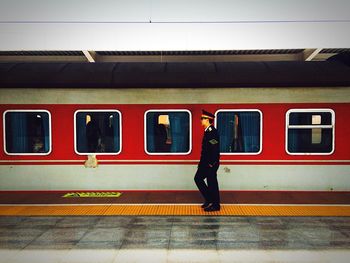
[74,109,122,156]
[285,108,335,155]
[215,109,263,155]
[144,109,192,155]
[3,109,52,156]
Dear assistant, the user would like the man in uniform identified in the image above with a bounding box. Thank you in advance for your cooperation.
[194,110,221,212]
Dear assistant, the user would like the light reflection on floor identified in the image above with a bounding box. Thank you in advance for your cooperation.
[1,249,350,263]
[0,216,350,262]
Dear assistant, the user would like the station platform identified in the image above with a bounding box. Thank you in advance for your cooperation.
[1,215,350,262]
[0,190,350,217]
[1,191,350,262]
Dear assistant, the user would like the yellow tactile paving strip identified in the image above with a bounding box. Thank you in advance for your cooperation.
[1,204,350,216]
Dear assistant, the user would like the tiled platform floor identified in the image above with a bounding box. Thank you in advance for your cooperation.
[1,216,350,262]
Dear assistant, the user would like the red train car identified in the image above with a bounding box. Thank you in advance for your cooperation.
[0,61,350,191]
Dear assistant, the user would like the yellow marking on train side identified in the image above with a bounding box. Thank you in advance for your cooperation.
[1,204,350,216]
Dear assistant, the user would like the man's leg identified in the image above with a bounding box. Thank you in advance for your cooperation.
[194,168,211,204]
[206,168,220,210]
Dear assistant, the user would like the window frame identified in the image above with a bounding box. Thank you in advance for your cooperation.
[3,109,52,156]
[214,109,263,155]
[74,109,122,156]
[285,108,335,155]
[144,109,192,155]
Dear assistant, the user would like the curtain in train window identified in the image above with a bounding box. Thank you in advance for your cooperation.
[75,111,121,154]
[146,111,190,154]
[216,111,261,153]
[287,111,334,154]
[4,111,51,154]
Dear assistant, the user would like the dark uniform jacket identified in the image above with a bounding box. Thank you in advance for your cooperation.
[199,125,220,168]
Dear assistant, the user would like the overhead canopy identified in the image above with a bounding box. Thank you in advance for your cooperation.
[1,49,350,63]
[1,60,350,88]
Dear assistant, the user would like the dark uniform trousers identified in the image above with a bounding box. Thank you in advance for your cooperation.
[194,125,220,207]
[194,164,220,206]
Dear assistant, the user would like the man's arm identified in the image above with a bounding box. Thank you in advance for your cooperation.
[207,133,220,167]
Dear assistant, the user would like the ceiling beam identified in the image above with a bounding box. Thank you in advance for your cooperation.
[0,49,340,63]
[303,48,323,61]
[82,50,96,62]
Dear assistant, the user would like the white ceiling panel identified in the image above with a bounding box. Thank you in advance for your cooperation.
[0,0,349,50]
[0,22,349,50]
[1,0,349,23]
[0,0,150,22]
[151,0,350,22]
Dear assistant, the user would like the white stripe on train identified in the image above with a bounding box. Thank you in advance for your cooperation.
[0,164,349,191]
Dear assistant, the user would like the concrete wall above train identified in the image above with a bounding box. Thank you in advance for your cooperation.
[0,0,350,50]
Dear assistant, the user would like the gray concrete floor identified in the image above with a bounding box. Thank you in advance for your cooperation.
[0,216,350,262]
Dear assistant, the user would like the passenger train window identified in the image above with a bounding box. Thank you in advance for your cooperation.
[286,109,335,155]
[145,110,192,155]
[3,110,51,155]
[215,110,262,154]
[74,110,121,155]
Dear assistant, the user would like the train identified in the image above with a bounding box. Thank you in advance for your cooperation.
[0,60,350,191]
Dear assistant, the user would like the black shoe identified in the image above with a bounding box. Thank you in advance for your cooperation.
[201,202,211,208]
[204,204,220,212]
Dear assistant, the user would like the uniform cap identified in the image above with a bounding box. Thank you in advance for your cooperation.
[201,110,215,119]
